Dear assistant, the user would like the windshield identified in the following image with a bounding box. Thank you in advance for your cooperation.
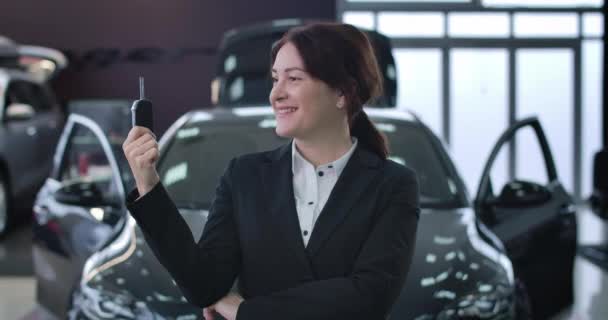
[157,117,461,210]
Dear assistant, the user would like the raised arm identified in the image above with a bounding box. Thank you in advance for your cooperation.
[123,127,241,307]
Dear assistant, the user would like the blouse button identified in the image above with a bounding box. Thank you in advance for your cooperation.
[303,230,309,236]
[318,171,324,177]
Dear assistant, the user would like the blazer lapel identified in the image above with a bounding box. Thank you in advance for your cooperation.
[261,142,311,268]
[305,145,381,257]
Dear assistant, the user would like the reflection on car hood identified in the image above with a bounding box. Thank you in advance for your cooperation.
[74,210,209,319]
[390,207,515,319]
[76,207,515,318]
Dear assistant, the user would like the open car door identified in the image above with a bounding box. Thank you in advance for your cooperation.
[32,114,128,316]
[474,117,577,319]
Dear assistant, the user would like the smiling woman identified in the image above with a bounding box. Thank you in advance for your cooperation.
[269,23,388,161]
[123,22,420,320]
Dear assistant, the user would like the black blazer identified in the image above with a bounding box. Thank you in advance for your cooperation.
[126,141,420,320]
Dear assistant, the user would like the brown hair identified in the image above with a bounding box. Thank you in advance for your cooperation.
[270,22,389,159]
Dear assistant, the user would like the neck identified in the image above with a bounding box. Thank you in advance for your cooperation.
[294,131,353,167]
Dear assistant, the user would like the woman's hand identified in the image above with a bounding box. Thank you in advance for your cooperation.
[203,293,244,320]
[122,126,161,196]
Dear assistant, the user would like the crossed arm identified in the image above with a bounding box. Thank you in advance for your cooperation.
[127,159,419,320]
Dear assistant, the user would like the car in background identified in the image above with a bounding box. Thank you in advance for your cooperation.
[0,36,67,237]
[210,19,397,109]
[32,104,575,319]
[32,20,576,319]
[211,19,578,318]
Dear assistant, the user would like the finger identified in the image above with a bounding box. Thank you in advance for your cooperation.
[126,137,157,161]
[125,136,152,160]
[203,307,215,320]
[135,146,159,167]
[123,126,149,147]
[130,139,157,159]
[133,126,154,138]
[125,132,155,154]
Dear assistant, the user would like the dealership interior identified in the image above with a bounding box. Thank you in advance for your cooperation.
[1,0,608,319]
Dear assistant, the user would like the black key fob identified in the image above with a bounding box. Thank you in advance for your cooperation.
[131,77,154,133]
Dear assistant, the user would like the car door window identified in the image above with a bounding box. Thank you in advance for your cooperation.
[484,126,552,204]
[59,123,119,199]
[476,118,562,230]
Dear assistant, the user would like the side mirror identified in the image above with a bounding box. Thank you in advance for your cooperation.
[486,180,552,208]
[54,181,121,208]
[5,103,35,121]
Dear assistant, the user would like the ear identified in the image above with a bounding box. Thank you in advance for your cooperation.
[336,90,346,109]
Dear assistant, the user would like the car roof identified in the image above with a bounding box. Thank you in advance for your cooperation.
[219,19,384,51]
[0,36,67,81]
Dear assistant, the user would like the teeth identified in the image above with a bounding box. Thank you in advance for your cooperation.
[278,107,297,114]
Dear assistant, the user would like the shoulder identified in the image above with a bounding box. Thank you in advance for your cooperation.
[380,157,418,186]
[380,160,420,210]
[225,143,287,173]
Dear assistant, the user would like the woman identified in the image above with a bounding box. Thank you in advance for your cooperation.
[122,22,420,320]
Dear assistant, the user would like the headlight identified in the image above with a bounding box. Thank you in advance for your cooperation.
[68,285,199,320]
[68,285,144,319]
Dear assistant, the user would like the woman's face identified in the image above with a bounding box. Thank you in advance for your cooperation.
[269,42,345,140]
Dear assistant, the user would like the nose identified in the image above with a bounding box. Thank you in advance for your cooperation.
[269,79,287,105]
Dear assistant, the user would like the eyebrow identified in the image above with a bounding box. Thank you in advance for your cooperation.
[271,67,306,73]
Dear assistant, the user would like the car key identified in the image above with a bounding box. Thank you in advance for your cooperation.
[131,76,154,133]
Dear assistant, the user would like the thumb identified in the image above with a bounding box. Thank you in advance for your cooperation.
[203,307,215,320]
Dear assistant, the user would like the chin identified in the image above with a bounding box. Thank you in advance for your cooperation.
[275,127,294,138]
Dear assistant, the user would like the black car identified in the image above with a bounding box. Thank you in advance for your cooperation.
[210,19,397,109]
[0,36,67,237]
[32,104,575,319]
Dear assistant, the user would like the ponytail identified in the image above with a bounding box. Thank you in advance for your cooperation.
[350,110,389,159]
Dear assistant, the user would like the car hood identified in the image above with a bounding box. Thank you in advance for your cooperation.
[74,209,208,319]
[76,207,515,318]
[390,207,515,319]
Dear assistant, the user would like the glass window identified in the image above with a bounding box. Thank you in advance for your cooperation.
[483,0,602,7]
[393,49,442,136]
[582,40,603,197]
[514,127,551,186]
[516,49,574,192]
[448,12,510,38]
[343,11,375,30]
[451,49,509,195]
[59,123,119,198]
[377,12,445,37]
[348,0,470,2]
[583,12,604,37]
[513,13,579,38]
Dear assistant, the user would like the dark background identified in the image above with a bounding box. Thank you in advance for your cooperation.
[0,0,335,133]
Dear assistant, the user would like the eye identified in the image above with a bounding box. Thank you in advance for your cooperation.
[289,76,300,82]
[271,77,278,84]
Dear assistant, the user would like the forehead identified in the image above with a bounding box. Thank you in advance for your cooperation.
[272,42,305,71]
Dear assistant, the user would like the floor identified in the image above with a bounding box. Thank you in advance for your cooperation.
[0,204,606,320]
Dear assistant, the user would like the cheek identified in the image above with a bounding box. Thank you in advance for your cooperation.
[297,85,326,111]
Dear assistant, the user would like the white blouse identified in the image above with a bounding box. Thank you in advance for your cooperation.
[291,137,359,247]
